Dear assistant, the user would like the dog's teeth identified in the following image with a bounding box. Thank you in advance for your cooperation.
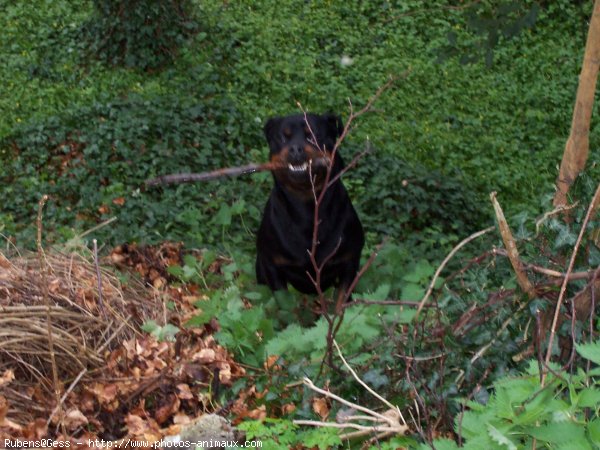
[288,162,308,172]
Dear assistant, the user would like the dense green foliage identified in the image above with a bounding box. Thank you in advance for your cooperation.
[1,0,596,248]
[1,0,600,448]
[83,0,198,70]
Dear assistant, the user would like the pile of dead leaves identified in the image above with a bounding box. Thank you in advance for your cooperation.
[109,241,184,290]
[0,246,244,444]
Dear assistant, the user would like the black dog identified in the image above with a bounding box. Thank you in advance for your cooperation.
[256,113,364,300]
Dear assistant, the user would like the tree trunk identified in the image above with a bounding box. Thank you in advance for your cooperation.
[553,0,600,207]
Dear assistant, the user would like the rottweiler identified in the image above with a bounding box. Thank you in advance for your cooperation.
[256,113,364,301]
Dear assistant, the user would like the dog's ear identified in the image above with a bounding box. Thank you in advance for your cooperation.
[323,114,344,140]
[264,117,282,149]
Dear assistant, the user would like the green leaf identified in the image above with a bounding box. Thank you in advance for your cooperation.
[213,204,232,226]
[576,342,600,365]
[487,423,517,450]
[359,283,390,301]
[403,259,435,283]
[141,320,179,341]
[588,419,600,446]
[426,439,460,450]
[527,422,587,444]
[578,387,600,408]
[401,282,425,301]
[300,427,341,449]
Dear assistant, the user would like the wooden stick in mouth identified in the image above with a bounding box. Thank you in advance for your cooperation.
[144,162,280,187]
[144,155,333,187]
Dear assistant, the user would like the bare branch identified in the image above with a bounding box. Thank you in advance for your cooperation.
[414,226,495,319]
[542,182,600,386]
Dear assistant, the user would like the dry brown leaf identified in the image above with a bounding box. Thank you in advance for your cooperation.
[172,414,192,425]
[0,369,15,387]
[176,384,194,400]
[154,395,180,425]
[282,403,296,415]
[22,418,47,440]
[124,414,147,436]
[192,348,216,363]
[0,252,10,269]
[312,397,330,420]
[63,408,89,430]
[0,396,8,422]
[89,383,118,405]
[265,355,279,370]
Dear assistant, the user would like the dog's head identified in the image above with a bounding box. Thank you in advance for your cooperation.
[264,113,343,191]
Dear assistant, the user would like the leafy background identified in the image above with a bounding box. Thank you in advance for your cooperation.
[2,0,596,250]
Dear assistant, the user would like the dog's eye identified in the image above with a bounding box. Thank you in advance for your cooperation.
[282,128,292,141]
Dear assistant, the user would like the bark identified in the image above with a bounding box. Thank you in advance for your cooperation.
[554,1,600,206]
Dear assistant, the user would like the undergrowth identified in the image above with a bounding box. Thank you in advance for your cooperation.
[161,169,600,447]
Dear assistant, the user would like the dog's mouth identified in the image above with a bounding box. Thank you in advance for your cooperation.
[288,162,309,172]
[286,158,328,174]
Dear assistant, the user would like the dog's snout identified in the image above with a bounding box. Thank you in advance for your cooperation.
[289,144,304,159]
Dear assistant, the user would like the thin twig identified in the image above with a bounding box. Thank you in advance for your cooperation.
[542,182,600,386]
[535,203,579,234]
[334,340,406,425]
[37,195,64,435]
[46,368,87,428]
[292,420,395,433]
[414,226,495,319]
[92,239,106,317]
[300,377,391,423]
[77,216,117,239]
[297,76,403,369]
[456,299,529,385]
[493,248,591,280]
[342,238,389,305]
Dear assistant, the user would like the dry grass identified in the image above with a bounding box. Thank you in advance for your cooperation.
[0,247,162,424]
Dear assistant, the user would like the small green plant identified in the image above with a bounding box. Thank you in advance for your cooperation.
[141,320,180,341]
[238,418,342,450]
[425,341,600,449]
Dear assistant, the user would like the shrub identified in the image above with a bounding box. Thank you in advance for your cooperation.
[82,0,199,70]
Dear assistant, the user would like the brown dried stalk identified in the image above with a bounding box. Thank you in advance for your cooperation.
[36,195,64,434]
[490,192,536,300]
